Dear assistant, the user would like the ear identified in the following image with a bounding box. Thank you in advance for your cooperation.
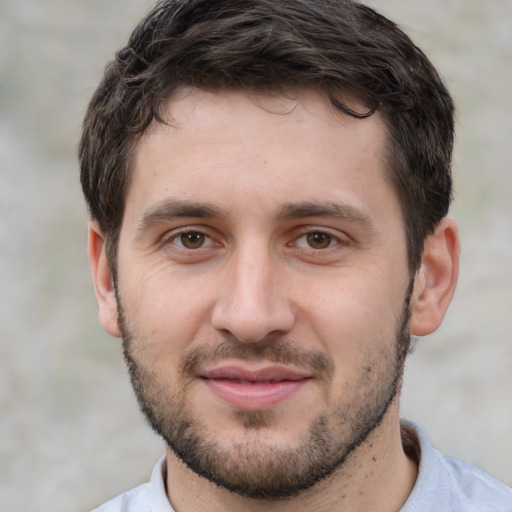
[410,217,460,336]
[88,222,122,338]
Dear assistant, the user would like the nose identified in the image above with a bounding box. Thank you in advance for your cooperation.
[211,243,295,343]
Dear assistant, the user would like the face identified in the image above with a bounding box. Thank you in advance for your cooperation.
[112,89,413,498]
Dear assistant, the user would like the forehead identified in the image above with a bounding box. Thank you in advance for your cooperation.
[126,88,395,222]
[151,87,385,150]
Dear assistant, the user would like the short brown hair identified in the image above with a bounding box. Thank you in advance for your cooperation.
[79,0,454,271]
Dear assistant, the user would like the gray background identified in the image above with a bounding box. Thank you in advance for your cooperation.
[1,0,510,510]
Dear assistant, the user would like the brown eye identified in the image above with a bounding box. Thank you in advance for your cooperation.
[179,232,206,249]
[306,232,333,249]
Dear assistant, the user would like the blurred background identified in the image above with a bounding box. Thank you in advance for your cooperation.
[0,0,510,510]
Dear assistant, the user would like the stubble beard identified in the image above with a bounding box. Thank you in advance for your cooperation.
[118,290,412,500]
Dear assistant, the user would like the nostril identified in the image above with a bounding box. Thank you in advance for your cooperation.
[211,302,295,344]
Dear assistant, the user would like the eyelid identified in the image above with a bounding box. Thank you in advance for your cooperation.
[290,226,349,248]
[162,225,221,251]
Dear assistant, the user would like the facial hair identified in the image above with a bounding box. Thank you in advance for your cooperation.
[119,287,412,500]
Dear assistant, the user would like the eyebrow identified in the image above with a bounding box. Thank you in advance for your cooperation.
[137,199,224,230]
[137,198,376,231]
[276,201,375,228]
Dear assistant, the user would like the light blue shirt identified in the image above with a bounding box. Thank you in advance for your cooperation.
[91,421,512,511]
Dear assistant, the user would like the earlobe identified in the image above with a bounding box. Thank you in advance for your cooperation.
[410,217,460,336]
[88,222,122,338]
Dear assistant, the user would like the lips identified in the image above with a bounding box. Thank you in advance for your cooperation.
[200,365,312,410]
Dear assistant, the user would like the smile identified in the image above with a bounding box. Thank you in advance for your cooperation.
[200,365,312,410]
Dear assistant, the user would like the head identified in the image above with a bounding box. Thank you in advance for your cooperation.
[81,0,459,502]
[79,0,454,277]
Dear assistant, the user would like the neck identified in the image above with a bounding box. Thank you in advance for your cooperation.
[165,402,417,512]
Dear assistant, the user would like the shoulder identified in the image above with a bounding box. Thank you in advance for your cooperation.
[90,483,151,512]
[90,456,174,512]
[440,454,512,511]
[401,420,512,512]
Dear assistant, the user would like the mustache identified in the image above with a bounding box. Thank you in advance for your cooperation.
[180,335,335,379]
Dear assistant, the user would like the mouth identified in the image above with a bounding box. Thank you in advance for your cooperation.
[199,365,313,411]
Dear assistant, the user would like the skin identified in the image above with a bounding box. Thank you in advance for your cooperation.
[89,88,459,512]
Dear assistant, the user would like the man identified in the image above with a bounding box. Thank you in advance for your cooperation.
[79,0,512,510]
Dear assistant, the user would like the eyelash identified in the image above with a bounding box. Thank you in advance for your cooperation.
[292,229,346,251]
[165,227,217,251]
[163,225,348,254]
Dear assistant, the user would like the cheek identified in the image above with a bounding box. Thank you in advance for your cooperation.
[119,268,215,360]
[297,268,405,367]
